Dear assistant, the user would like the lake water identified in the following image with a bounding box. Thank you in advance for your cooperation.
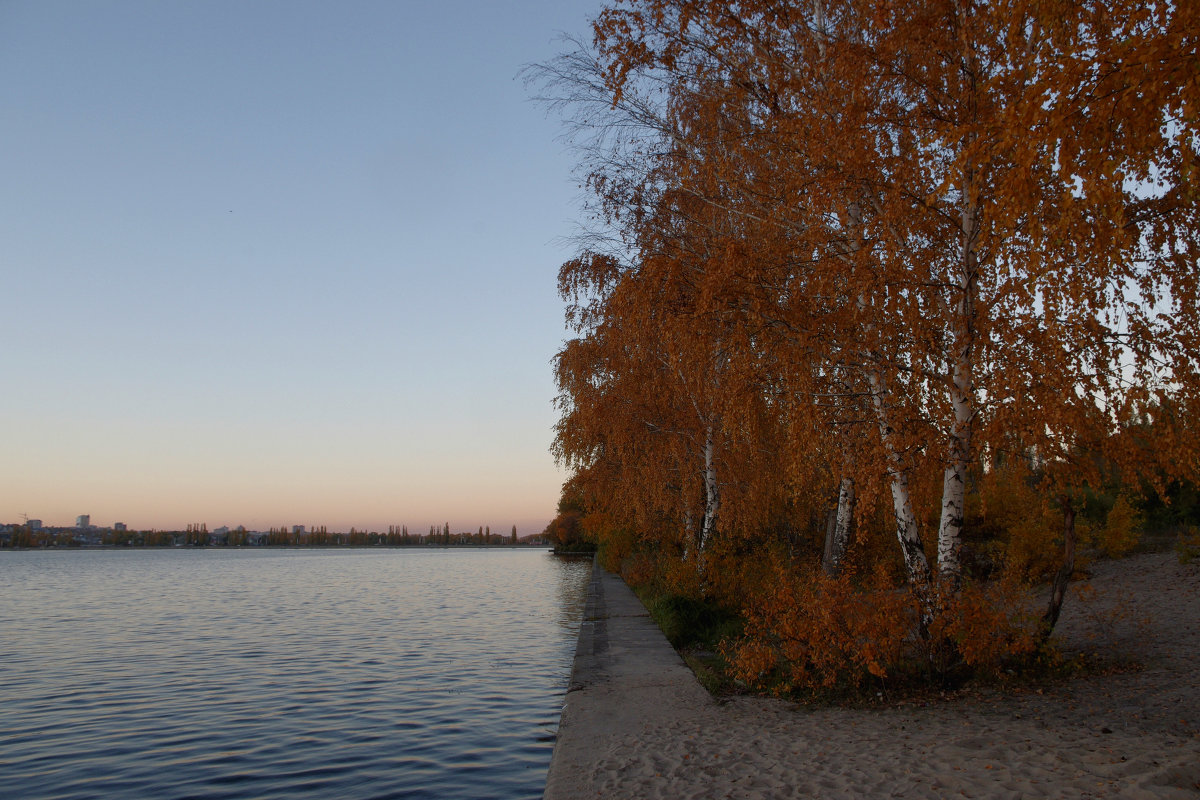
[0,548,593,800]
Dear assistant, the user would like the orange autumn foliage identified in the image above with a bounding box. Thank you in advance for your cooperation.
[925,578,1041,674]
[1092,494,1143,560]
[535,0,1200,690]
[728,560,915,694]
[729,555,1042,694]
[973,460,1065,581]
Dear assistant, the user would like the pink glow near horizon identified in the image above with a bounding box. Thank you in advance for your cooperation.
[0,0,601,535]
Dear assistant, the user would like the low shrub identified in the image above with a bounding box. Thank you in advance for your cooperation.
[1177,526,1200,565]
[646,592,741,650]
[726,556,1045,698]
[726,561,914,696]
[1089,493,1142,559]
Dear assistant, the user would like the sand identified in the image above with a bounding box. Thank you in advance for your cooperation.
[544,552,1200,799]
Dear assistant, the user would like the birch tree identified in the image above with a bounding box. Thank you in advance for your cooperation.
[586,0,1200,591]
[540,0,1200,667]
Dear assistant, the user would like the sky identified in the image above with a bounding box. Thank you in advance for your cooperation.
[0,0,606,534]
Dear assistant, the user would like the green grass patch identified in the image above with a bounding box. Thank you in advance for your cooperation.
[642,592,742,650]
[631,588,744,696]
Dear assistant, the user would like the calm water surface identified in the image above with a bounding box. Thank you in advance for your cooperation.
[0,548,593,800]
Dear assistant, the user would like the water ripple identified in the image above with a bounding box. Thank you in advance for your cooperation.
[0,548,591,800]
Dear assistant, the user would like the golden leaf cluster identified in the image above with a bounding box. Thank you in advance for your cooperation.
[540,0,1198,686]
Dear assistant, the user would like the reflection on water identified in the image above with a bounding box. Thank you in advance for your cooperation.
[0,548,593,800]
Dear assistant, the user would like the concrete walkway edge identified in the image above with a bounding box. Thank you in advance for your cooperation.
[543,559,712,800]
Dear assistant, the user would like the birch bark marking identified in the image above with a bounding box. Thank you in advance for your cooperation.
[936,3,980,587]
[822,505,838,573]
[682,506,696,563]
[824,475,856,576]
[849,196,930,590]
[814,0,856,581]
[813,0,828,60]
[867,365,932,589]
[936,188,978,585]
[699,423,720,554]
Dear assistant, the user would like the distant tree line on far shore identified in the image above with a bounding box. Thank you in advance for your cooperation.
[1,522,539,549]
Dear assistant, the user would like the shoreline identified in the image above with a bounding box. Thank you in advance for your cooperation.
[544,559,712,800]
[544,552,1200,799]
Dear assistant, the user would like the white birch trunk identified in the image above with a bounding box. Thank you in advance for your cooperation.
[813,0,828,59]
[867,367,932,589]
[935,0,983,589]
[699,424,720,553]
[824,476,855,576]
[936,161,979,586]
[682,507,695,563]
[851,214,931,591]
[936,357,972,585]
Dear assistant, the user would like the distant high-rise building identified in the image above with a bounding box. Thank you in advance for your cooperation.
[114,522,127,531]
[292,525,305,535]
[27,519,42,530]
[76,515,90,529]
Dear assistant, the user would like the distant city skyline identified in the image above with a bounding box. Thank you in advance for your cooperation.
[0,0,605,535]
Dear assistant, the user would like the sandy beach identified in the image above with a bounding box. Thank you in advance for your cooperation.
[546,551,1199,799]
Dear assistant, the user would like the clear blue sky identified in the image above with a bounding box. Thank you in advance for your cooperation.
[0,0,602,534]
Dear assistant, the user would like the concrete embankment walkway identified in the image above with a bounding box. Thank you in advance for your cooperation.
[542,553,1200,800]
[543,560,712,800]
